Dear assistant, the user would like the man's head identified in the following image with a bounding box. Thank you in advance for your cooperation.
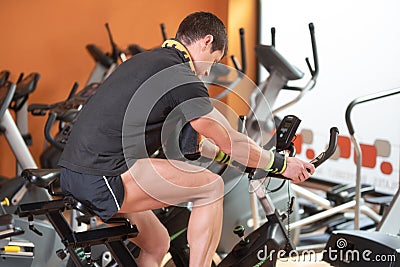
[176,12,228,76]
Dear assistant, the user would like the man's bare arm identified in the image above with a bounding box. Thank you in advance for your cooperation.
[190,108,315,183]
[190,108,271,169]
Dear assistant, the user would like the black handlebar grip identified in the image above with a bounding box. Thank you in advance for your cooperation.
[308,23,314,33]
[28,104,51,116]
[239,28,246,74]
[251,127,339,180]
[271,27,276,47]
[311,127,338,168]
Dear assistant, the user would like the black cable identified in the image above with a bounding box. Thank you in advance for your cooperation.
[266,179,287,193]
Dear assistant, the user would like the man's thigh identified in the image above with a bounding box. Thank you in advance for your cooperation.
[119,158,223,212]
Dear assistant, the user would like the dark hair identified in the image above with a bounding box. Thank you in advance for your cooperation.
[176,11,228,56]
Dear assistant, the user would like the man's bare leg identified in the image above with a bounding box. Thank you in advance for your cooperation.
[116,211,170,267]
[187,200,223,266]
[119,158,224,267]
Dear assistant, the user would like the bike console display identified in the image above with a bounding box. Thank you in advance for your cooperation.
[275,115,301,151]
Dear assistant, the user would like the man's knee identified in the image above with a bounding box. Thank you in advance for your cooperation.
[148,226,170,259]
[209,173,224,198]
[192,172,224,206]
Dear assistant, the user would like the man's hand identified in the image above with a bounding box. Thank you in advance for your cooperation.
[282,157,315,184]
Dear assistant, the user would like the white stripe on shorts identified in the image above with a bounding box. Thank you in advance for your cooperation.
[102,176,121,210]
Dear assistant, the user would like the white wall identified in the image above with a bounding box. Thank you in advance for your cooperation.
[259,0,400,193]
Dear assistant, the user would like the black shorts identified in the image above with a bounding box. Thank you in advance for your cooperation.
[60,167,125,222]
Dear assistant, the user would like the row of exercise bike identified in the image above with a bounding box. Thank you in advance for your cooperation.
[1,21,399,266]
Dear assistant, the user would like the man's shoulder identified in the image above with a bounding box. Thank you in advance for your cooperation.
[124,48,187,75]
[139,47,182,62]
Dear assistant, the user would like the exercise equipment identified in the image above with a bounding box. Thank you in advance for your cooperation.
[0,80,34,265]
[247,23,319,145]
[0,70,9,87]
[17,169,139,267]
[0,80,66,267]
[323,87,400,267]
[216,23,320,254]
[85,22,172,86]
[85,44,114,86]
[10,73,40,149]
[27,81,101,170]
[126,23,170,56]
[201,28,247,100]
[159,115,339,267]
[0,73,49,209]
[13,115,338,267]
[85,22,127,86]
[251,24,386,249]
[216,116,338,266]
[30,82,102,235]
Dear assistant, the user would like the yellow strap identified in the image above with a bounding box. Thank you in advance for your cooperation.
[162,39,196,73]
[4,246,21,253]
[264,150,275,171]
[276,158,287,174]
[214,150,225,162]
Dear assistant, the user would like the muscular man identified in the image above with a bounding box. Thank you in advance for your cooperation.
[59,11,315,267]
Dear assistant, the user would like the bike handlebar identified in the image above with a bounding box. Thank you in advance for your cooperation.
[282,22,319,92]
[238,127,338,180]
[86,44,114,69]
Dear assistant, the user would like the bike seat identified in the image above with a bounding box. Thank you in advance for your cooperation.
[21,168,60,188]
[64,195,96,217]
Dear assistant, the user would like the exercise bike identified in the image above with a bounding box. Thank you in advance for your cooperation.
[214,22,319,254]
[0,71,47,209]
[0,80,66,267]
[16,168,140,267]
[85,21,170,86]
[15,114,338,267]
[160,112,336,266]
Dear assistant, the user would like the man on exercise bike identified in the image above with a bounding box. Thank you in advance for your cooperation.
[58,11,315,267]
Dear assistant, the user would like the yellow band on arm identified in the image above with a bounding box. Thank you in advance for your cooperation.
[265,150,287,174]
[264,150,275,171]
[277,157,287,174]
[214,150,225,162]
[214,150,232,164]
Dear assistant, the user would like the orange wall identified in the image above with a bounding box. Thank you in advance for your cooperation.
[226,0,258,122]
[0,0,257,177]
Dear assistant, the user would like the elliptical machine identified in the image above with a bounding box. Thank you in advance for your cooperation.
[323,87,400,267]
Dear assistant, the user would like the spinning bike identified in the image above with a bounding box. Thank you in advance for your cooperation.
[0,79,65,267]
[15,114,338,267]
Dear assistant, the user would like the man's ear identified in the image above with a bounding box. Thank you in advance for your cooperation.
[202,34,214,51]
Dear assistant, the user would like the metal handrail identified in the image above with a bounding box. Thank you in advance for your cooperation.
[345,87,400,229]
